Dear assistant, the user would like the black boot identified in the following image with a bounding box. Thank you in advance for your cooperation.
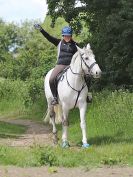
[49,78,58,105]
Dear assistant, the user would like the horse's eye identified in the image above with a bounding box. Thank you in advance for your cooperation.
[85,57,88,60]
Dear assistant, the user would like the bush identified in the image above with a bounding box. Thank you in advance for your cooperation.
[26,78,44,103]
[33,146,59,167]
[40,149,58,166]
[0,78,45,106]
[0,79,31,104]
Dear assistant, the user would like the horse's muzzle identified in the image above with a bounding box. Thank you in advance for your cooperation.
[92,70,102,79]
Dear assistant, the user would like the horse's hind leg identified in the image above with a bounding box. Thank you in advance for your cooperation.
[49,105,58,144]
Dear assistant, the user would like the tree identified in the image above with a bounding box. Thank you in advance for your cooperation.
[46,0,133,87]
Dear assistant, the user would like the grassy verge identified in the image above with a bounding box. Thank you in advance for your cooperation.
[0,121,27,138]
[0,96,46,122]
[0,143,132,167]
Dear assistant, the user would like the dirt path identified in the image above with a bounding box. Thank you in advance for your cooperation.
[0,118,53,147]
[0,166,132,177]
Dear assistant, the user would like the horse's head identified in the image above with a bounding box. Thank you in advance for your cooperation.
[77,43,102,79]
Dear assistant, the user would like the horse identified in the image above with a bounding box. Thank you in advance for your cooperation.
[44,43,102,148]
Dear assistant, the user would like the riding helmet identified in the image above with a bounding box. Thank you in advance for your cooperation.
[62,26,73,36]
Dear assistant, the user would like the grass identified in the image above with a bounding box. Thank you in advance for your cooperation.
[0,97,46,122]
[0,89,132,167]
[0,99,26,118]
[0,143,132,167]
[0,121,27,138]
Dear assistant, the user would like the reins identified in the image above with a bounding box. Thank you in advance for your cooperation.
[66,69,87,108]
[65,51,97,108]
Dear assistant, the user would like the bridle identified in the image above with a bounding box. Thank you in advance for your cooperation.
[65,51,97,108]
[69,52,97,76]
[80,53,97,76]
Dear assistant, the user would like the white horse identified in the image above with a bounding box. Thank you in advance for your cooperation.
[44,43,102,148]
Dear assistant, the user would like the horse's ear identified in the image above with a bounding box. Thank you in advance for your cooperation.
[86,43,91,50]
[76,46,84,54]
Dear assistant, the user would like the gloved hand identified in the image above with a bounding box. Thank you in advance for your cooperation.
[34,24,42,31]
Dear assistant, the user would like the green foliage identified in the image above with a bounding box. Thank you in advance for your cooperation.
[47,0,133,87]
[0,79,31,104]
[0,78,47,121]
[101,157,122,165]
[0,18,56,81]
[39,146,59,166]
[91,0,133,86]
[0,19,18,54]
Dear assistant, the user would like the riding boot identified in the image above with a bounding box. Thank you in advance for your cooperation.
[49,79,58,105]
[84,75,93,103]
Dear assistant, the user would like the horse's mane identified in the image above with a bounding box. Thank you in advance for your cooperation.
[70,51,79,65]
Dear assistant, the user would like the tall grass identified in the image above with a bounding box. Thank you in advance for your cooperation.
[0,79,30,117]
[0,79,46,121]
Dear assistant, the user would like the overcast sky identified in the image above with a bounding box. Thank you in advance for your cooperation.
[0,0,48,23]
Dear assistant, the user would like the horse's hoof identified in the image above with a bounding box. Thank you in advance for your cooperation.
[82,143,90,148]
[62,141,70,148]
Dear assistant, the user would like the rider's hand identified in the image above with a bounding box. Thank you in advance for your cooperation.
[34,24,42,31]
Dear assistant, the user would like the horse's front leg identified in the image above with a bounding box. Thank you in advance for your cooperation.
[62,107,70,148]
[79,103,90,148]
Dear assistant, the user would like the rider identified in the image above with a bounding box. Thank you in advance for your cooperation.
[34,24,92,105]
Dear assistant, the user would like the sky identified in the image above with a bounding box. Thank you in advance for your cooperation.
[0,0,48,23]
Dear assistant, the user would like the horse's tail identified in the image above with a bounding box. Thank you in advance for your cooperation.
[54,104,62,124]
[43,108,50,124]
[43,105,62,124]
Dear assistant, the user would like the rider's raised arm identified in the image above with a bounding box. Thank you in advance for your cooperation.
[34,24,60,46]
[40,28,61,46]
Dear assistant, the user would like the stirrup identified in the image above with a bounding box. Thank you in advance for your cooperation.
[51,97,58,105]
[86,96,92,103]
[86,93,93,103]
